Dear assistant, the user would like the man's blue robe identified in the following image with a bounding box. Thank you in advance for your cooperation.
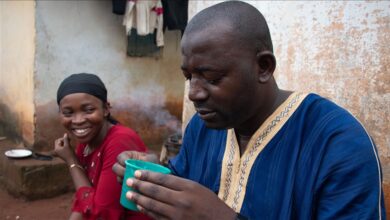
[169,93,386,219]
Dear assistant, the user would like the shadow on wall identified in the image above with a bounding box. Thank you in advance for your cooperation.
[112,96,183,152]
[34,101,64,152]
[0,102,22,143]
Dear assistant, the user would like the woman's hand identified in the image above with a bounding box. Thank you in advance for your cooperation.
[53,133,77,164]
[112,151,159,183]
[126,170,237,220]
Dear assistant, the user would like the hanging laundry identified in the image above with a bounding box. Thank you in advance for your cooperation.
[123,0,164,57]
[112,0,127,15]
[161,0,188,33]
[127,28,160,57]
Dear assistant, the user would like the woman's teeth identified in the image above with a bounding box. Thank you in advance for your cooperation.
[74,128,88,135]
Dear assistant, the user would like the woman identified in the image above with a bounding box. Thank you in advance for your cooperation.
[54,73,151,220]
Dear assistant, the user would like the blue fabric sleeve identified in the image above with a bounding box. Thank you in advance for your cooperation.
[314,113,384,219]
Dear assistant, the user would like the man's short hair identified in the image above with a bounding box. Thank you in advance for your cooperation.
[184,1,273,53]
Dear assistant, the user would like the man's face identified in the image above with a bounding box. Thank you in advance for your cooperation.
[181,23,260,129]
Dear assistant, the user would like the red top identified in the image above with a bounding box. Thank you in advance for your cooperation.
[72,124,151,220]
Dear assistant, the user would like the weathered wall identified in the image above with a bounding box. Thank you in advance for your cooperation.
[0,1,35,145]
[184,1,390,162]
[34,1,183,151]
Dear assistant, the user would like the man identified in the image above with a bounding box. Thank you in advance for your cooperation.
[113,1,386,219]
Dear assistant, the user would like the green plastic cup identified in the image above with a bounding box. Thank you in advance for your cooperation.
[120,159,171,211]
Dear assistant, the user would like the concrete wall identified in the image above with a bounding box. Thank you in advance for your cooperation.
[0,1,35,145]
[184,1,390,162]
[1,1,388,162]
[33,1,184,151]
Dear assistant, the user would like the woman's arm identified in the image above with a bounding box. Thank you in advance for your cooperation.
[54,133,92,190]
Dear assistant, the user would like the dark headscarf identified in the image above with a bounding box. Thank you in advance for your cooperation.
[56,73,107,105]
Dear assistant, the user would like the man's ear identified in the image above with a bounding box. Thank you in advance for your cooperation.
[256,51,276,83]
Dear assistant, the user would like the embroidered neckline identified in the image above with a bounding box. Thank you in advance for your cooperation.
[218,92,308,212]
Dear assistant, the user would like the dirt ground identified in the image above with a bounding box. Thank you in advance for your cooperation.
[0,186,73,220]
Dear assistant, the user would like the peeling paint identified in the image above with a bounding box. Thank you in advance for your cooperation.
[185,1,390,163]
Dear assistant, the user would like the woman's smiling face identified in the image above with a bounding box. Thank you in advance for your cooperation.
[59,93,109,144]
